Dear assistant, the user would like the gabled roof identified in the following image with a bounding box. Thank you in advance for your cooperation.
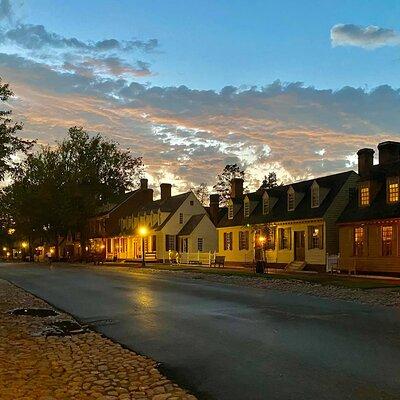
[338,162,400,223]
[178,214,206,236]
[218,170,356,227]
[92,190,139,218]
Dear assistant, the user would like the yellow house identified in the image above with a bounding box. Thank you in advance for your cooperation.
[217,172,358,270]
[338,141,400,274]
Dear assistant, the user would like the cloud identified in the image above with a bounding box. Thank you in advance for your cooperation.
[0,0,12,22]
[331,24,400,49]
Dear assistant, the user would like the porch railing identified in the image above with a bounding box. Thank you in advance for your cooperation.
[164,251,216,266]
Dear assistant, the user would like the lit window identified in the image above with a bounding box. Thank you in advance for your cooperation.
[288,188,295,211]
[197,237,203,251]
[266,226,275,250]
[262,194,269,215]
[360,186,370,206]
[228,201,234,219]
[387,178,399,203]
[311,183,319,208]
[382,226,393,256]
[308,225,323,249]
[238,231,249,250]
[244,200,250,218]
[353,227,364,256]
[279,228,291,249]
[179,213,183,224]
[223,232,233,250]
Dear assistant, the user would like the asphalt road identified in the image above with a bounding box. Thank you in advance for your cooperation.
[0,263,399,400]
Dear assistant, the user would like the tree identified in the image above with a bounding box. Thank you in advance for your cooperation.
[259,172,280,190]
[213,164,245,206]
[6,126,144,258]
[0,78,34,181]
[192,182,209,206]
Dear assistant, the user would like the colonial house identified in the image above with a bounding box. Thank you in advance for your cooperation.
[338,141,400,274]
[87,178,153,258]
[110,184,218,262]
[217,172,358,270]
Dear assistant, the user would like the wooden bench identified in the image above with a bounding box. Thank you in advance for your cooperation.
[210,255,225,268]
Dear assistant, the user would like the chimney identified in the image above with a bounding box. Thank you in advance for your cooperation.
[230,178,244,199]
[160,183,172,201]
[378,141,400,165]
[357,148,374,177]
[140,178,148,190]
[209,194,220,224]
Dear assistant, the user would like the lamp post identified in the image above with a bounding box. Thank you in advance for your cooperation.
[138,226,149,267]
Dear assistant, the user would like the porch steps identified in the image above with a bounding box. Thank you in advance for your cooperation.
[286,261,307,271]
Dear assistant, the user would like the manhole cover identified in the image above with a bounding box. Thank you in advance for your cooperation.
[9,308,59,317]
[43,320,88,336]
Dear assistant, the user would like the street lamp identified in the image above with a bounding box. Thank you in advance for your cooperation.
[138,226,149,267]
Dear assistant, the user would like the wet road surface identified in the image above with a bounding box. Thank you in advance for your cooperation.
[0,263,399,400]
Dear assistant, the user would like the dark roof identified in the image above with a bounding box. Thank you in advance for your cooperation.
[178,214,205,236]
[218,171,356,228]
[93,190,138,217]
[338,162,400,223]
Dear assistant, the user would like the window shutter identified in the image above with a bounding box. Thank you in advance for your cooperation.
[288,228,292,249]
[308,226,313,249]
[165,235,170,251]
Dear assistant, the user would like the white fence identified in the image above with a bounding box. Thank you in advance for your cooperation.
[326,253,340,273]
[164,251,216,266]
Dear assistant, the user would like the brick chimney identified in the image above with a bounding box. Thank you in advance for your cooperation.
[378,141,400,165]
[357,148,374,177]
[140,178,148,190]
[160,183,172,201]
[230,178,244,199]
[209,194,220,224]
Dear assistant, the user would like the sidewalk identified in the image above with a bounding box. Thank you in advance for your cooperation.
[0,279,196,400]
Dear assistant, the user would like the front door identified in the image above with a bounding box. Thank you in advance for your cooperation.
[294,231,305,261]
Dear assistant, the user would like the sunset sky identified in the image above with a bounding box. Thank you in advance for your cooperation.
[1,0,400,191]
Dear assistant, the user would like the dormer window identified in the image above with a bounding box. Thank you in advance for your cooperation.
[311,182,319,208]
[244,198,250,218]
[287,187,295,211]
[387,177,399,204]
[359,185,370,207]
[228,200,234,220]
[262,192,269,215]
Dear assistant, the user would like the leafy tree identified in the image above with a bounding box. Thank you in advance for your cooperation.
[192,182,209,206]
[0,78,34,181]
[213,163,245,206]
[6,126,144,258]
[260,172,280,190]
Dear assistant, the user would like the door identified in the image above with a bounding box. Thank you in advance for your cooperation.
[294,231,305,261]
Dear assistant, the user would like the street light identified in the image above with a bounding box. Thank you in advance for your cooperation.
[138,226,149,267]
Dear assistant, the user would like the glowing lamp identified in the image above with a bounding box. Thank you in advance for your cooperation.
[138,226,149,237]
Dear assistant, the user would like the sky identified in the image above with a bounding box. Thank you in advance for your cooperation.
[1,0,400,192]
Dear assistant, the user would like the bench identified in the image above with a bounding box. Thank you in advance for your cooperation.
[210,255,225,268]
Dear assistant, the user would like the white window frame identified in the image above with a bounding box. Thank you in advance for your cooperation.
[311,182,319,208]
[287,187,295,211]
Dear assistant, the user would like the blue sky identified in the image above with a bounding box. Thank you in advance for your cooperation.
[22,0,400,89]
[1,0,400,190]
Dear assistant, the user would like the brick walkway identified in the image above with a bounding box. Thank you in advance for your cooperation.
[0,279,197,400]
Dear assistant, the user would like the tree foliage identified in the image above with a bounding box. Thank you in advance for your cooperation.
[0,78,34,181]
[2,127,144,254]
[259,172,280,190]
[192,182,209,206]
[213,164,245,206]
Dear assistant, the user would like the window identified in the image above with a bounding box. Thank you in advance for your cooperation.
[262,194,269,215]
[382,226,393,256]
[387,178,399,203]
[266,226,276,250]
[165,235,175,251]
[360,186,370,207]
[223,232,233,250]
[353,227,364,256]
[308,225,323,249]
[244,200,250,218]
[179,213,184,224]
[279,228,291,250]
[311,183,319,208]
[228,201,234,219]
[287,188,295,211]
[190,200,194,206]
[238,231,249,250]
[197,237,203,251]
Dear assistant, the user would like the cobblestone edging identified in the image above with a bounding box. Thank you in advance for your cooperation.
[0,279,197,400]
[139,268,400,308]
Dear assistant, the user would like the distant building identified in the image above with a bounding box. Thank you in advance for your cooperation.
[216,172,357,270]
[338,141,400,274]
